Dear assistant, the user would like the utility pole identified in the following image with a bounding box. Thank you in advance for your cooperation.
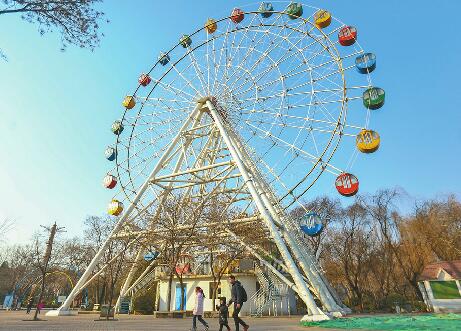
[33,222,65,321]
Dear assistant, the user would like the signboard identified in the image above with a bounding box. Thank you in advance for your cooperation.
[57,295,67,303]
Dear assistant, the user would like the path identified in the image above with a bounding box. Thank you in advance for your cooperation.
[0,311,350,331]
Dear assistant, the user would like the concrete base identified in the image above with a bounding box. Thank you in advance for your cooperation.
[300,314,331,322]
[329,311,344,318]
[45,309,77,316]
[342,307,353,314]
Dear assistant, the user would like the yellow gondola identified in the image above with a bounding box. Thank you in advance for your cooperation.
[205,18,217,34]
[108,200,124,216]
[356,129,380,153]
[122,95,136,109]
[314,10,331,29]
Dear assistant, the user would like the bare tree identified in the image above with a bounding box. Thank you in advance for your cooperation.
[324,202,375,311]
[33,223,65,320]
[82,215,131,313]
[83,215,110,306]
[0,219,14,242]
[103,236,129,320]
[0,243,36,307]
[358,189,425,301]
[206,208,254,307]
[156,194,208,311]
[0,0,107,58]
[410,195,461,261]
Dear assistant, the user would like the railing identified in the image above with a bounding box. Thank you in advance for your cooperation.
[250,264,271,317]
[128,267,158,298]
[250,264,289,317]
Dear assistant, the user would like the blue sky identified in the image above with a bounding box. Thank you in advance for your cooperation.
[1,0,460,244]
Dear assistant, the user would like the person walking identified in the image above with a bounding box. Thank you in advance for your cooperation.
[227,275,249,331]
[37,301,44,314]
[191,287,209,331]
[216,297,231,331]
[26,299,33,314]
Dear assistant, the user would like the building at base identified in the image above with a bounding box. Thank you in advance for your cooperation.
[154,259,298,317]
[418,260,461,313]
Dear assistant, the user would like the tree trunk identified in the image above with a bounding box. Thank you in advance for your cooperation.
[33,271,46,321]
[106,283,115,321]
[211,280,217,308]
[32,223,58,320]
[166,273,173,312]
[179,276,185,311]
[410,274,424,301]
[98,281,106,306]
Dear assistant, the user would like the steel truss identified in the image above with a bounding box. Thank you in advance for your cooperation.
[49,99,347,321]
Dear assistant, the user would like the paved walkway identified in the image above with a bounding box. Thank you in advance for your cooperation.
[0,311,347,331]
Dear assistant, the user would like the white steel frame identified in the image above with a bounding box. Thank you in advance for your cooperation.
[48,3,380,321]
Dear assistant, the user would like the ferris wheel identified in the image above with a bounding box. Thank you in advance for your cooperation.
[56,1,385,321]
[103,1,384,218]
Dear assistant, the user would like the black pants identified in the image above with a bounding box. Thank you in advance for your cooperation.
[232,304,248,331]
[219,322,230,331]
[192,314,208,329]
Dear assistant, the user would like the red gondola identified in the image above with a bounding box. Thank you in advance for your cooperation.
[175,254,193,275]
[335,173,359,197]
[138,73,151,87]
[103,174,117,189]
[230,8,245,23]
[338,26,357,46]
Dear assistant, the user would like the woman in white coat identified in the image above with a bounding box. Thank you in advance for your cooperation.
[191,287,209,331]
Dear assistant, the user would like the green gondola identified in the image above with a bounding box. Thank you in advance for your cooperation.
[363,87,385,110]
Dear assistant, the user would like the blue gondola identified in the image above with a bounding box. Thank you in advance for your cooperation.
[158,52,170,66]
[259,2,274,18]
[105,147,117,161]
[356,53,376,74]
[300,212,324,237]
[144,251,160,262]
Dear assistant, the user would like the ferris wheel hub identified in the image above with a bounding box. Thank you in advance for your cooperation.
[198,96,230,120]
[196,95,217,105]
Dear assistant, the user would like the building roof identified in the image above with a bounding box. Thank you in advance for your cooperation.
[419,260,461,281]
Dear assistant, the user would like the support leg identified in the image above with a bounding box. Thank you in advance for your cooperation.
[227,128,344,314]
[205,100,328,320]
[47,106,201,316]
[115,248,144,313]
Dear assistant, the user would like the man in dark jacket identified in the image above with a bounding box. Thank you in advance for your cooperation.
[227,275,249,331]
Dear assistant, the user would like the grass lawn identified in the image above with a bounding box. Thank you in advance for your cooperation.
[302,314,461,331]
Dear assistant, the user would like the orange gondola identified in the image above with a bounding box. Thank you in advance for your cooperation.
[102,174,117,189]
[335,173,359,197]
[205,18,217,34]
[138,73,151,87]
[230,8,245,23]
[338,26,357,46]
